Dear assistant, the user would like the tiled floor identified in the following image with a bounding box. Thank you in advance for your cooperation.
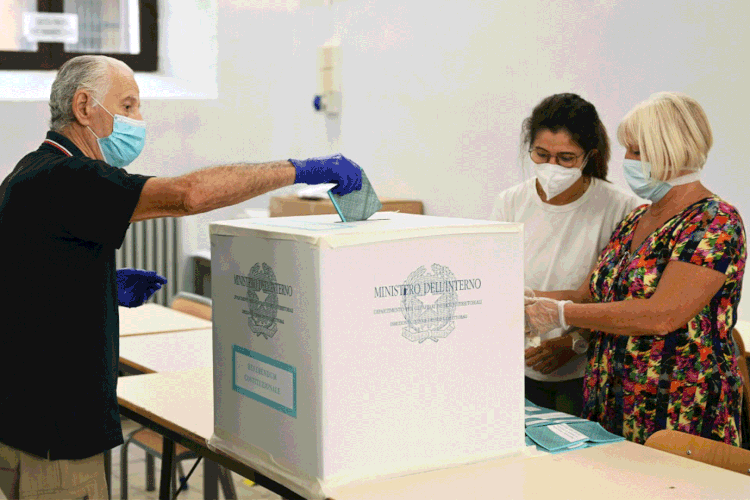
[0,417,283,500]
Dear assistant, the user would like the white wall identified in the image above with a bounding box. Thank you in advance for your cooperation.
[1,0,749,319]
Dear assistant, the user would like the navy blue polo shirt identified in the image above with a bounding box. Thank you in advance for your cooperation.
[0,131,153,460]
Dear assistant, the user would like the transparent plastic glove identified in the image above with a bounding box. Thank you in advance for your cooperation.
[524,297,572,341]
[524,287,535,308]
[117,269,168,308]
[524,297,544,347]
[289,153,363,195]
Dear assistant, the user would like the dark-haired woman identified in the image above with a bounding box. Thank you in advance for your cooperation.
[491,93,642,416]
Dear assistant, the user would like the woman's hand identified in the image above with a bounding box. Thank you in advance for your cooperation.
[525,336,576,374]
[524,297,570,337]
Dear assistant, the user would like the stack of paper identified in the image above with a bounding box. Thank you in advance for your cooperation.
[524,400,624,453]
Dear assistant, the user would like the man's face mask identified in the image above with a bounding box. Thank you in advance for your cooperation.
[87,97,146,167]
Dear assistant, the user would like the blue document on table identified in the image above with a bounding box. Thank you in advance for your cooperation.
[524,400,624,453]
[328,166,382,222]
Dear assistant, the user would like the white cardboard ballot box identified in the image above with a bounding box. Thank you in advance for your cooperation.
[207,213,525,499]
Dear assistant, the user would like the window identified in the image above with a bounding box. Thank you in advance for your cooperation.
[0,0,157,71]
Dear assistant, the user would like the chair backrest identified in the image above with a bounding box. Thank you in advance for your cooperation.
[645,429,750,476]
[171,291,212,321]
[732,328,750,435]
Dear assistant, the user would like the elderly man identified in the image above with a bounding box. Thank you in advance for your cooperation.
[0,55,361,499]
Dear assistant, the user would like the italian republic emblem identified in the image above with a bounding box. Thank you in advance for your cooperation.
[401,264,458,343]
[246,263,278,339]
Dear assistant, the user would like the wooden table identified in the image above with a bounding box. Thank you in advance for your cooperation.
[119,303,211,336]
[117,328,230,499]
[119,328,212,374]
[329,438,750,499]
[117,368,305,500]
[117,367,750,500]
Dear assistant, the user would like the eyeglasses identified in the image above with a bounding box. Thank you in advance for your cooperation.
[529,148,585,168]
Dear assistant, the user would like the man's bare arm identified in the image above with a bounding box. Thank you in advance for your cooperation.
[184,160,296,215]
[130,161,295,222]
[130,154,362,222]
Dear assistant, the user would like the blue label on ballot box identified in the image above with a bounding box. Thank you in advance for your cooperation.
[232,345,297,418]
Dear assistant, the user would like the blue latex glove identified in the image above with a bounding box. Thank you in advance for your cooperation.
[289,153,363,195]
[117,269,168,308]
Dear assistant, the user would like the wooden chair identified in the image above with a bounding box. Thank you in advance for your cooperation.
[121,292,237,498]
[732,328,750,444]
[120,429,195,498]
[645,429,750,476]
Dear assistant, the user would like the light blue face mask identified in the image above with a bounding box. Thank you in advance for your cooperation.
[87,98,146,167]
[622,159,701,203]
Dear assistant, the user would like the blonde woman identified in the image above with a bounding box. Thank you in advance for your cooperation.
[525,92,746,445]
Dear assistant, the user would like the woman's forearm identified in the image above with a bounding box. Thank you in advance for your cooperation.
[565,300,671,336]
[536,289,591,303]
[556,261,727,337]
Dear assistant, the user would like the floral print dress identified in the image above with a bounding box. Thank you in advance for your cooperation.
[582,195,746,445]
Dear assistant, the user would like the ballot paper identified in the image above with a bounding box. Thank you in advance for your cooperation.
[328,166,382,222]
[525,409,583,428]
[524,400,624,453]
[526,424,589,451]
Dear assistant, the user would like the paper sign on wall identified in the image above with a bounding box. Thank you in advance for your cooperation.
[23,13,79,44]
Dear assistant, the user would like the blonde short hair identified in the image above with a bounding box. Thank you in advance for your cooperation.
[617,92,713,180]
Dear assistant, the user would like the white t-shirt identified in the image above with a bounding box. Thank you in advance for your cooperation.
[491,177,644,382]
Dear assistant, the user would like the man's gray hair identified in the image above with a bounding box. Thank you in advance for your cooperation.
[49,55,133,132]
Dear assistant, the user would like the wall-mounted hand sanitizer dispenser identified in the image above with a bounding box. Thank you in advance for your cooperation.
[314,44,341,116]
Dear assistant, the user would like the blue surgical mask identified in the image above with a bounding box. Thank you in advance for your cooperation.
[623,159,702,202]
[87,98,146,167]
[623,159,671,202]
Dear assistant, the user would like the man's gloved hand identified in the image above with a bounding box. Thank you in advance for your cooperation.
[289,153,363,195]
[117,269,168,308]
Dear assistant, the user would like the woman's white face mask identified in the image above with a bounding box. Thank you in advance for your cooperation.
[534,157,586,200]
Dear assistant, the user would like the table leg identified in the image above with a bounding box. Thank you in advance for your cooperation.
[203,459,219,500]
[160,437,175,500]
[218,466,237,499]
[104,449,112,500]
[146,454,156,491]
